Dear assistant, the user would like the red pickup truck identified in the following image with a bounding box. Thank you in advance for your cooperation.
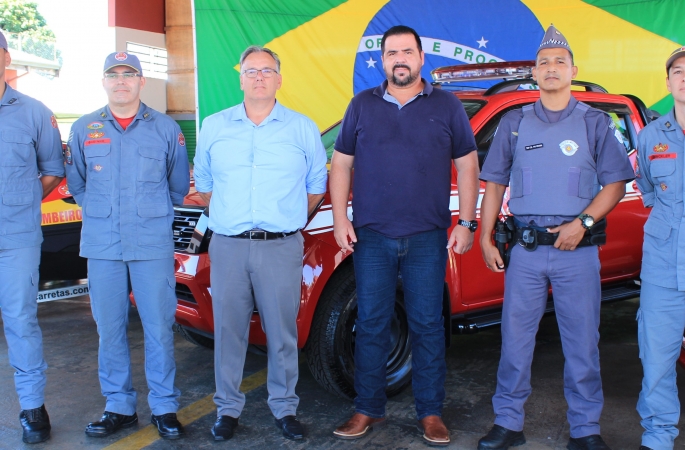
[170,62,651,399]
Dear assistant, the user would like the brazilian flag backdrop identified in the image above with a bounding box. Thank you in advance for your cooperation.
[194,0,684,131]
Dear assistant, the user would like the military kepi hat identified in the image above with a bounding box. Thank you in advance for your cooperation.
[537,24,573,58]
[103,52,143,75]
[0,30,7,51]
[666,47,685,73]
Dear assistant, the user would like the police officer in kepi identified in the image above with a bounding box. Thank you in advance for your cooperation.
[477,25,635,450]
[0,30,64,445]
[634,47,685,450]
[65,52,190,440]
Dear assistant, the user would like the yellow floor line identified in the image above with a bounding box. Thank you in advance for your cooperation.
[103,367,268,450]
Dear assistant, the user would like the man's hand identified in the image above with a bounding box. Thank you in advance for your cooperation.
[548,219,585,251]
[447,225,474,254]
[481,240,505,273]
[334,216,357,253]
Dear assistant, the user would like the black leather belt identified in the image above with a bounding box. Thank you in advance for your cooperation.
[514,228,604,247]
[228,229,299,240]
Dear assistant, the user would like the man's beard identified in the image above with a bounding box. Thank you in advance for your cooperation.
[388,64,418,87]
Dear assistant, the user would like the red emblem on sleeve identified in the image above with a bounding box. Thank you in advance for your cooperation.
[50,115,58,129]
[178,132,186,147]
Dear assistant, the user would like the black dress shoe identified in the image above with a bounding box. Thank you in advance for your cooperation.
[20,405,51,444]
[478,424,526,450]
[275,415,304,440]
[85,411,138,437]
[567,435,611,450]
[212,415,239,441]
[151,413,184,440]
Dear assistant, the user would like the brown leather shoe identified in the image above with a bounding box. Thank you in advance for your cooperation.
[418,415,450,446]
[333,413,386,440]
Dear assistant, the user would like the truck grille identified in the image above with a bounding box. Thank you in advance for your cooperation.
[173,206,204,251]
[175,283,197,304]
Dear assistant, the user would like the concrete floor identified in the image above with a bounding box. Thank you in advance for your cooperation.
[0,296,682,450]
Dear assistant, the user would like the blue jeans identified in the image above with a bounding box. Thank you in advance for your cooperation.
[352,227,448,420]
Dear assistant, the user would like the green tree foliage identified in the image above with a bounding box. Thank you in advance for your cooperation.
[0,0,55,39]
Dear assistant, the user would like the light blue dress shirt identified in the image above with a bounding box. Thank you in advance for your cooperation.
[193,101,328,236]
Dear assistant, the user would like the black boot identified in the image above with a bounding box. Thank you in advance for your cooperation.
[567,435,611,450]
[477,424,525,450]
[85,411,138,437]
[20,405,51,444]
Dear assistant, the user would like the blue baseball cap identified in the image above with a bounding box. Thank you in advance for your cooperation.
[103,52,143,75]
[0,30,7,51]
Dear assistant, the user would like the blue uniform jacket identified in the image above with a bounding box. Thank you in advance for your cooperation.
[66,103,190,261]
[0,84,64,250]
[636,110,685,290]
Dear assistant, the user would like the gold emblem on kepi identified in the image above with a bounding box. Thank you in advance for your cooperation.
[559,139,579,156]
[661,182,668,191]
[94,164,103,172]
[653,143,669,152]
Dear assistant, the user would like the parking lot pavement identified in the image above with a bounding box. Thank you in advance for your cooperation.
[0,296,683,449]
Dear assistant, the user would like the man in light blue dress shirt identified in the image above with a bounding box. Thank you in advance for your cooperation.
[193,45,327,442]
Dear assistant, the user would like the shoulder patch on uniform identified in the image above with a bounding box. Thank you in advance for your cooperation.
[178,132,186,146]
[64,145,72,165]
[613,129,623,144]
[50,115,58,129]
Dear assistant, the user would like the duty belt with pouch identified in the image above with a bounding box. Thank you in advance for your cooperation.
[516,217,607,252]
[494,216,516,269]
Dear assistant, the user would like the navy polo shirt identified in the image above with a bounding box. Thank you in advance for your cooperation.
[335,79,476,238]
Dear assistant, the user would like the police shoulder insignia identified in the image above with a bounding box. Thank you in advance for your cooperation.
[178,132,186,146]
[559,139,579,156]
[50,115,58,129]
[653,143,668,152]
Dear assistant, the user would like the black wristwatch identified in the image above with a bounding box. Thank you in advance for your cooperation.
[577,213,595,230]
[457,219,478,232]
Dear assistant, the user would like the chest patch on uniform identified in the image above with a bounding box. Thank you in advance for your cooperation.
[178,132,186,146]
[87,122,104,130]
[660,182,668,191]
[559,140,579,156]
[84,138,111,146]
[88,131,104,139]
[653,143,668,152]
[94,164,103,172]
[524,143,543,151]
[649,153,677,161]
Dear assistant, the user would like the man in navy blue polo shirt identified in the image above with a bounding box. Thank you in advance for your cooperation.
[330,25,479,446]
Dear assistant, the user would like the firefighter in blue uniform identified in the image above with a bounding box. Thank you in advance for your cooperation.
[65,52,190,440]
[634,47,685,450]
[0,30,64,445]
[477,26,634,450]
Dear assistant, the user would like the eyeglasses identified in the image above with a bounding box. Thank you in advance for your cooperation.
[242,68,278,78]
[104,73,142,80]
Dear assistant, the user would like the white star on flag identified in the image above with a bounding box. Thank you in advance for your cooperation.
[477,37,488,48]
[366,57,377,68]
